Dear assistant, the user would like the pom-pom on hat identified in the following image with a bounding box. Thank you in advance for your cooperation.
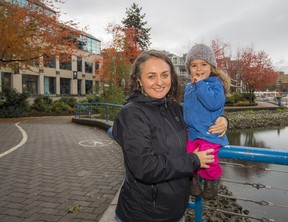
[185,44,217,72]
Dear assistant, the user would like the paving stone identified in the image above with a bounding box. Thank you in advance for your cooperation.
[0,117,124,221]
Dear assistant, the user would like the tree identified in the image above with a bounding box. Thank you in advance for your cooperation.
[210,38,244,93]
[122,3,151,51]
[0,0,81,71]
[240,47,278,103]
[210,37,231,68]
[101,23,140,87]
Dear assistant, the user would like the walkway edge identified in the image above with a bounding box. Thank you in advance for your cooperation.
[0,122,28,158]
[98,187,121,222]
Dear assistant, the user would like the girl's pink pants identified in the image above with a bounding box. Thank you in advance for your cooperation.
[187,138,222,180]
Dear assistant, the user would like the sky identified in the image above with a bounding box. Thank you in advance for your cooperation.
[55,0,288,73]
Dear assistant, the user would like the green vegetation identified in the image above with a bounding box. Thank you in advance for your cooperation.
[224,109,288,130]
[0,90,77,118]
[225,92,256,106]
[1,87,286,123]
[0,88,29,118]
[76,83,126,120]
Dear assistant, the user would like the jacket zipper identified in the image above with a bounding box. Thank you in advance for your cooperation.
[151,184,157,208]
[164,117,183,148]
[147,117,182,209]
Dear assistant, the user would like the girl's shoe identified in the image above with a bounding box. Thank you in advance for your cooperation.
[202,179,219,200]
[189,176,202,196]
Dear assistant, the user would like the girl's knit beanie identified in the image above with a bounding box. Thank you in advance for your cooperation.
[185,44,217,71]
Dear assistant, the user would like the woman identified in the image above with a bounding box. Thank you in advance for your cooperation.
[112,50,227,222]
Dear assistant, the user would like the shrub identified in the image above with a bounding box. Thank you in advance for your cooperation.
[0,88,30,117]
[52,100,74,113]
[85,94,100,103]
[225,92,256,106]
[30,95,53,112]
[57,97,77,108]
[225,95,235,106]
[99,83,126,104]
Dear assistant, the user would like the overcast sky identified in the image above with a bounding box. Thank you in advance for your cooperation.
[56,0,288,73]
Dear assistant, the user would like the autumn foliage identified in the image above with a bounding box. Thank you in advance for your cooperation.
[101,24,140,86]
[0,0,81,71]
[240,47,278,94]
[209,37,278,103]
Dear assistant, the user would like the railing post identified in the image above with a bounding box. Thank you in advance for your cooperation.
[187,178,203,222]
[105,105,109,122]
[75,104,79,117]
[194,178,203,222]
[194,195,203,222]
[89,104,92,119]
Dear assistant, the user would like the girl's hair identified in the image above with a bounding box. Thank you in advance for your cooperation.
[211,66,231,95]
[129,50,179,103]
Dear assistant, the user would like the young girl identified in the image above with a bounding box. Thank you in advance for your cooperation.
[184,44,230,200]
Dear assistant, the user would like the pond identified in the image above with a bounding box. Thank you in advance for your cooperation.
[224,126,288,221]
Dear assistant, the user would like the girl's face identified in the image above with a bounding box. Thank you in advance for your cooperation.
[189,59,212,83]
[139,58,171,99]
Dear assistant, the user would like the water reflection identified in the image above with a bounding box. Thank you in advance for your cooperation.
[223,126,288,222]
[230,129,266,147]
[227,126,288,150]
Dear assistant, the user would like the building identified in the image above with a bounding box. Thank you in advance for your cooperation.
[167,53,189,84]
[0,0,102,97]
[275,71,288,92]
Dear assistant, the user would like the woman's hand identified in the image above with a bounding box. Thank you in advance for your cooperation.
[208,116,228,137]
[194,148,214,168]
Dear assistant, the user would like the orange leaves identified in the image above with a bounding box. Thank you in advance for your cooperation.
[102,23,141,85]
[240,47,278,91]
[0,1,81,70]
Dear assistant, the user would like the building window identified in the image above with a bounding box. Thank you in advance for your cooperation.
[173,57,178,65]
[7,0,28,7]
[44,76,56,95]
[59,54,71,70]
[43,55,56,68]
[27,58,39,67]
[77,35,101,54]
[77,57,82,72]
[60,78,70,95]
[85,61,93,73]
[85,80,93,94]
[22,74,38,94]
[1,72,12,90]
[95,61,100,71]
[77,80,82,95]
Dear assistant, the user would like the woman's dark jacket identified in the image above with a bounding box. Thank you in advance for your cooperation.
[112,92,201,222]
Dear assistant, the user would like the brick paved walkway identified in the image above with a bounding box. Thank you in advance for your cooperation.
[0,116,124,222]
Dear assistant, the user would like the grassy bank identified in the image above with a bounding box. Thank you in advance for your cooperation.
[224,109,288,130]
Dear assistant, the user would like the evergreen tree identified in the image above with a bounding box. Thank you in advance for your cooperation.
[122,3,151,50]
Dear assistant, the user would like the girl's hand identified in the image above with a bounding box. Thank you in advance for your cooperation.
[192,73,204,83]
[194,148,214,168]
[208,116,228,137]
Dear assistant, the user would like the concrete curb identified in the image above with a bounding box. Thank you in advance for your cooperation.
[98,187,121,222]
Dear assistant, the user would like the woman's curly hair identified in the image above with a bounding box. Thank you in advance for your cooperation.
[129,50,179,103]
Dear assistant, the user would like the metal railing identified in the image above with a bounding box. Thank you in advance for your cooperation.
[75,102,123,122]
[75,102,288,222]
[190,146,288,222]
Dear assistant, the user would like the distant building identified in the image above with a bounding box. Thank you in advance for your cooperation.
[0,0,102,97]
[167,53,189,84]
[275,71,288,92]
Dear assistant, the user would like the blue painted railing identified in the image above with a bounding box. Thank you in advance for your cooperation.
[191,146,288,222]
[76,102,288,221]
[75,102,123,122]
